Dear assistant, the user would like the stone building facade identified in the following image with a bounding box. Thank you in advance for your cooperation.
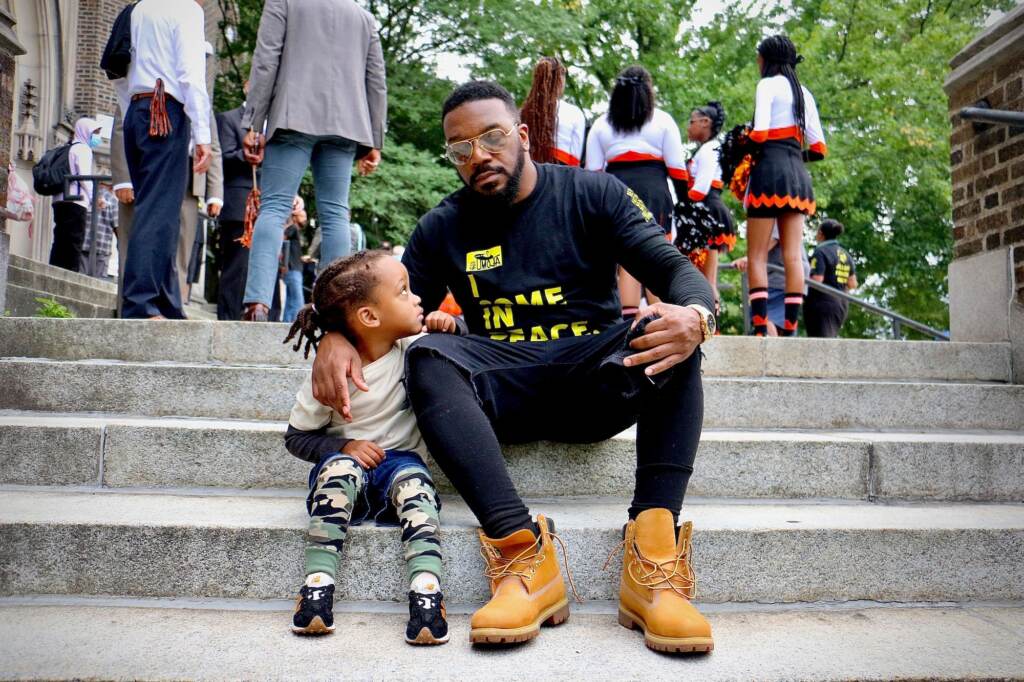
[0,0,223,263]
[945,2,1024,379]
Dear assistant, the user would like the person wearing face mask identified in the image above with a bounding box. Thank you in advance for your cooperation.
[49,117,103,273]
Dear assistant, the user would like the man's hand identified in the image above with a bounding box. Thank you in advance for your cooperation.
[424,310,457,334]
[311,331,369,420]
[193,144,212,174]
[115,188,134,205]
[624,302,703,376]
[244,130,265,165]
[358,149,381,177]
[207,202,221,218]
[342,439,386,469]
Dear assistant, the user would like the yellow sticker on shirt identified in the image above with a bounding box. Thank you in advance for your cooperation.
[466,246,503,272]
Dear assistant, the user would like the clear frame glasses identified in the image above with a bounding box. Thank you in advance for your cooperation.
[443,126,516,165]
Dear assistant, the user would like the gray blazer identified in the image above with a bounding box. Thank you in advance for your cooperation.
[242,0,387,149]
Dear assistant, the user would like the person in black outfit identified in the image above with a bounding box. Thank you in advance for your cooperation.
[215,101,258,320]
[805,218,858,337]
[307,81,717,652]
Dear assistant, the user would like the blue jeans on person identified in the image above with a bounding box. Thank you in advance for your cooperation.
[242,130,356,309]
[283,269,304,322]
[122,97,190,318]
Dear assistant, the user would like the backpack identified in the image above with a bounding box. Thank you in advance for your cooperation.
[32,142,77,196]
[100,2,135,80]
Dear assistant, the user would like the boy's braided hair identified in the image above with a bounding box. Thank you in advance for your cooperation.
[284,250,390,358]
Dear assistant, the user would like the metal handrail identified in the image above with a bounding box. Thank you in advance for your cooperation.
[63,173,113,280]
[718,261,949,340]
[959,107,1024,127]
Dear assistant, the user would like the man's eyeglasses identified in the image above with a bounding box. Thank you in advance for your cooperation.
[443,126,516,165]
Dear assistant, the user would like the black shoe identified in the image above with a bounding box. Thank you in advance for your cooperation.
[292,583,336,635]
[406,591,449,645]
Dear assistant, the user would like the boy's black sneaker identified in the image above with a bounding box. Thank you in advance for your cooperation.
[406,591,449,645]
[291,583,336,635]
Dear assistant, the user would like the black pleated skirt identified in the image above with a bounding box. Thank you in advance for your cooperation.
[745,138,816,217]
[704,188,736,252]
[607,160,673,233]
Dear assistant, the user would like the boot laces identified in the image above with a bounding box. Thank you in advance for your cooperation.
[480,530,583,603]
[602,536,697,599]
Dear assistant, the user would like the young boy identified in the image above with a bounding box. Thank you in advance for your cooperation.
[283,249,462,644]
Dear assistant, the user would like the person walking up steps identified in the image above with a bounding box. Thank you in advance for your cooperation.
[283,250,463,643]
[519,56,586,167]
[240,0,387,321]
[743,34,827,337]
[586,66,689,320]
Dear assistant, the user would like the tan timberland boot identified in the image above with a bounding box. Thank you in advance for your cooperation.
[616,508,714,653]
[470,515,571,644]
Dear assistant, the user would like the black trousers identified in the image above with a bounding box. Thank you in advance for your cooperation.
[216,219,249,320]
[49,202,87,272]
[804,291,847,338]
[122,96,190,319]
[406,322,703,538]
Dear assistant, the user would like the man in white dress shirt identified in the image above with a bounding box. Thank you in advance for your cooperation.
[115,0,212,319]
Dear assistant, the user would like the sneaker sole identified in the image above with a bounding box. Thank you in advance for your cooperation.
[618,607,714,654]
[406,627,450,646]
[290,616,336,636]
[470,598,570,645]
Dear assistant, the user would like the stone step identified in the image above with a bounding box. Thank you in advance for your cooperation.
[0,318,1012,382]
[0,598,1021,681]
[2,413,1021,501]
[9,254,117,294]
[1,357,1021,429]
[1,489,1020,603]
[4,283,116,319]
[7,265,118,309]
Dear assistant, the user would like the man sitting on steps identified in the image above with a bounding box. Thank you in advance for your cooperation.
[310,81,716,654]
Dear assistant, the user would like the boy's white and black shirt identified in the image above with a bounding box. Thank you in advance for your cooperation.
[285,326,462,463]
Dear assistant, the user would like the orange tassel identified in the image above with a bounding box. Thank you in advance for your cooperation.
[148,79,171,138]
[238,165,261,249]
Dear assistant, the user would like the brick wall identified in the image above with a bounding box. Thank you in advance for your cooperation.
[947,6,1024,303]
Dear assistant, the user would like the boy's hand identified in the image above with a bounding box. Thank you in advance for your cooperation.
[342,440,385,469]
[424,311,457,334]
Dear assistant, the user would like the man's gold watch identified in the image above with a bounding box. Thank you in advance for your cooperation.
[687,304,716,343]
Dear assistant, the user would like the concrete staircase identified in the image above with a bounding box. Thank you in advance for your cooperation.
[4,254,118,318]
[0,317,1022,680]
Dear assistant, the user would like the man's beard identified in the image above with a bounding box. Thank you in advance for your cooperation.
[466,146,526,207]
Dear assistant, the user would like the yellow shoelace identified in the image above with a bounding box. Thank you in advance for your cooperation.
[480,530,583,602]
[602,536,697,599]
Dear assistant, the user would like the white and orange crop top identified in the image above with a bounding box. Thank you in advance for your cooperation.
[751,75,827,157]
[554,100,586,167]
[686,141,723,201]
[584,108,688,181]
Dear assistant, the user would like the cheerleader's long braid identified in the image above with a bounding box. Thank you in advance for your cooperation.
[283,250,390,358]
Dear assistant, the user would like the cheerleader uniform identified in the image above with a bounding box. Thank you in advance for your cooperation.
[553,100,587,167]
[585,108,688,232]
[686,141,736,252]
[745,75,827,217]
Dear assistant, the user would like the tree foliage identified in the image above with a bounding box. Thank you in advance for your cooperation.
[216,0,1010,335]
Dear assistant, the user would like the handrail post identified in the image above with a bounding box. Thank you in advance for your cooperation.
[892,319,902,340]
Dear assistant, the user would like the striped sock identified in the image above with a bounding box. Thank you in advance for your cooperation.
[749,287,768,337]
[781,292,804,337]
